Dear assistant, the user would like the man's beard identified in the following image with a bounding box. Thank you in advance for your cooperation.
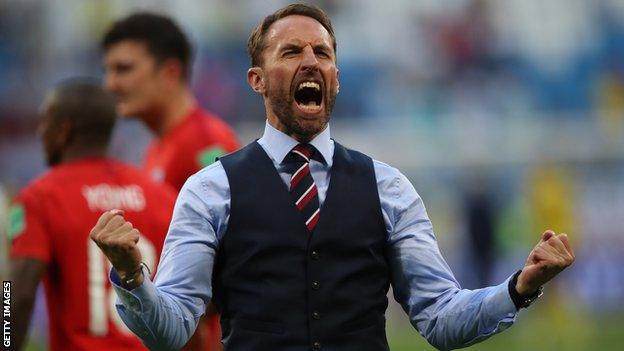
[267,81,337,140]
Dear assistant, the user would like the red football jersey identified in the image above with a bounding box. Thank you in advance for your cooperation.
[9,158,176,351]
[144,105,239,191]
[144,105,236,351]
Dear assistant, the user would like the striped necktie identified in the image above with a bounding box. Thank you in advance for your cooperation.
[288,144,320,232]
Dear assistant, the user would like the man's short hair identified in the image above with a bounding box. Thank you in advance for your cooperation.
[102,13,192,79]
[247,3,336,67]
[48,79,117,146]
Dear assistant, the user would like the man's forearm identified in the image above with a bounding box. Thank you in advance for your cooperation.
[10,258,45,351]
[387,212,517,350]
[12,293,37,351]
[104,179,221,350]
[410,278,517,350]
[110,260,210,351]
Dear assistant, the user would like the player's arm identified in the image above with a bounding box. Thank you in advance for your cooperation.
[10,257,46,351]
[7,194,52,351]
[376,163,574,350]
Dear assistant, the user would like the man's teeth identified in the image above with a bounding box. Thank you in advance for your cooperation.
[301,101,319,107]
[299,103,320,110]
[295,81,321,111]
[297,81,320,91]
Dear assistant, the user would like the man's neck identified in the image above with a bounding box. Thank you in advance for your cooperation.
[61,144,108,164]
[145,88,196,138]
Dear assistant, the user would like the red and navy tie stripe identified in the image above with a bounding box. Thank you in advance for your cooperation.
[289,144,320,232]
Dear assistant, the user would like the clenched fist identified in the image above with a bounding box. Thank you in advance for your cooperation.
[516,230,575,296]
[90,209,144,287]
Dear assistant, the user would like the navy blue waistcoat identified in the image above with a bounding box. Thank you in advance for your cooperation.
[215,141,390,351]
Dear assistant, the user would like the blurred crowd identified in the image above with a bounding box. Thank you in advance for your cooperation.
[4,1,624,128]
[1,0,624,344]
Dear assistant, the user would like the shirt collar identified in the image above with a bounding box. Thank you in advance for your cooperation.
[258,121,333,166]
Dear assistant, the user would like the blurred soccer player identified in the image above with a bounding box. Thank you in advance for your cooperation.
[9,81,176,351]
[102,13,240,191]
[101,13,239,350]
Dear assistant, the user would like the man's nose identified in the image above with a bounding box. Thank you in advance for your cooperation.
[301,45,319,70]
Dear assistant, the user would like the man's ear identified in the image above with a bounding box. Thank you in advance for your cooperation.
[56,118,73,147]
[247,67,266,95]
[160,58,184,85]
[336,67,340,94]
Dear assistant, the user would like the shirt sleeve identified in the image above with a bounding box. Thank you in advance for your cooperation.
[374,160,518,351]
[9,189,53,263]
[110,162,230,351]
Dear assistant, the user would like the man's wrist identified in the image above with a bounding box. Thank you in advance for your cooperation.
[508,270,543,310]
[514,280,536,297]
[119,264,145,290]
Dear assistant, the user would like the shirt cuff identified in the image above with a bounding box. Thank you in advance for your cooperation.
[457,275,519,349]
[487,274,519,322]
[109,267,158,314]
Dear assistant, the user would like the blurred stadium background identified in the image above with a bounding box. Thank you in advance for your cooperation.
[1,0,623,350]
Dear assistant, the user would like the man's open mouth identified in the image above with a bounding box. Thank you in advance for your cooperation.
[294,81,323,113]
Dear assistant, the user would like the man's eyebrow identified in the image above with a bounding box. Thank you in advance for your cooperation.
[280,43,303,52]
[312,43,332,52]
[279,42,333,54]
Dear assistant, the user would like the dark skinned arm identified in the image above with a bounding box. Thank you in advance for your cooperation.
[10,257,46,351]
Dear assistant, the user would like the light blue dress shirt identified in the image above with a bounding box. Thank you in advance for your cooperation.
[111,122,518,351]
